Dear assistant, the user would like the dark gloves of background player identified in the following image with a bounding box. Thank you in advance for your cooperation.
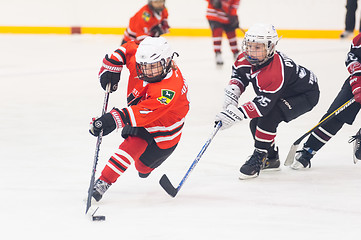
[150,20,170,37]
[98,54,123,92]
[90,108,125,137]
[350,74,361,103]
[228,15,239,29]
[209,0,239,29]
[210,0,222,9]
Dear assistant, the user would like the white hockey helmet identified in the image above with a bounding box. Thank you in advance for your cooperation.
[242,23,279,65]
[135,36,176,83]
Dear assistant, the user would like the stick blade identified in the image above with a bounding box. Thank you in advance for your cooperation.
[284,144,299,166]
[159,174,178,197]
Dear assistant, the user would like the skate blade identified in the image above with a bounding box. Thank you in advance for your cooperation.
[261,167,281,172]
[238,172,259,180]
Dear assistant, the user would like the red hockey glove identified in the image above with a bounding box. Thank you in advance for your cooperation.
[350,75,361,103]
[98,55,123,92]
[347,61,361,76]
[89,108,125,137]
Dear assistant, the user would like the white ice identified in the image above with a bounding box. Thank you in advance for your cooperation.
[1,34,361,239]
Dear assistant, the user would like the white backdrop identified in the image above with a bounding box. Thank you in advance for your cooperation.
[0,0,353,30]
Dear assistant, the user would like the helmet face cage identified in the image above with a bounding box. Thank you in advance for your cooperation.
[136,58,171,83]
[242,24,279,66]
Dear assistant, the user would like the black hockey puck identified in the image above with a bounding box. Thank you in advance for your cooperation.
[92,215,106,221]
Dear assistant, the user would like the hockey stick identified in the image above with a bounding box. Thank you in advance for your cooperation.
[85,83,111,214]
[239,27,246,34]
[284,97,356,166]
[159,121,222,197]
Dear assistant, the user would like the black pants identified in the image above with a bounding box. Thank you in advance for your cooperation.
[208,20,238,32]
[121,125,177,169]
[345,0,361,31]
[250,89,320,151]
[305,78,361,151]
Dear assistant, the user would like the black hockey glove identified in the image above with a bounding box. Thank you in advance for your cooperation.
[98,55,123,92]
[90,108,125,137]
[150,24,164,37]
[211,0,222,9]
[228,15,239,29]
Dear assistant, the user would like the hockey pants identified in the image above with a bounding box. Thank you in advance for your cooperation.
[250,90,319,151]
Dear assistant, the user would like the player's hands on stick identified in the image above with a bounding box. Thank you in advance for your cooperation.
[215,105,244,130]
[228,15,240,29]
[90,108,124,136]
[98,55,123,92]
[150,24,164,37]
[350,75,361,103]
[223,84,241,110]
[150,21,169,37]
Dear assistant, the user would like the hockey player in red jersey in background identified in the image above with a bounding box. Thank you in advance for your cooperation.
[291,33,361,168]
[215,24,320,179]
[206,0,240,65]
[89,37,190,201]
[122,0,170,44]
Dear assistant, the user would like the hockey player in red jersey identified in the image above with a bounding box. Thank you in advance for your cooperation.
[89,36,190,201]
[122,0,169,44]
[206,0,240,65]
[291,33,361,168]
[215,24,320,179]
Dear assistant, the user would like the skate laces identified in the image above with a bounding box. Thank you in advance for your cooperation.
[245,151,266,167]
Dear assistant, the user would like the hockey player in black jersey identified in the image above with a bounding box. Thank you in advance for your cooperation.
[291,33,361,168]
[215,24,320,179]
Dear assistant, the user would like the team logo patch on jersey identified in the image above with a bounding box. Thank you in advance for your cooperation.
[142,11,151,22]
[157,89,175,105]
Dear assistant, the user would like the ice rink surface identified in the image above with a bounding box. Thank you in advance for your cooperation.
[1,34,361,239]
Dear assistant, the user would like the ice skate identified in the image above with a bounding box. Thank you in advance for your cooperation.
[349,128,361,164]
[138,172,151,178]
[92,178,111,202]
[262,147,280,171]
[340,30,354,39]
[215,52,224,65]
[290,147,314,170]
[239,149,267,179]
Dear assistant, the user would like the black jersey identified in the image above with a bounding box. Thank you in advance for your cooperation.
[230,51,319,119]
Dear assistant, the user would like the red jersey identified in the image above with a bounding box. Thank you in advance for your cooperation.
[123,4,169,44]
[206,0,240,24]
[109,41,190,149]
